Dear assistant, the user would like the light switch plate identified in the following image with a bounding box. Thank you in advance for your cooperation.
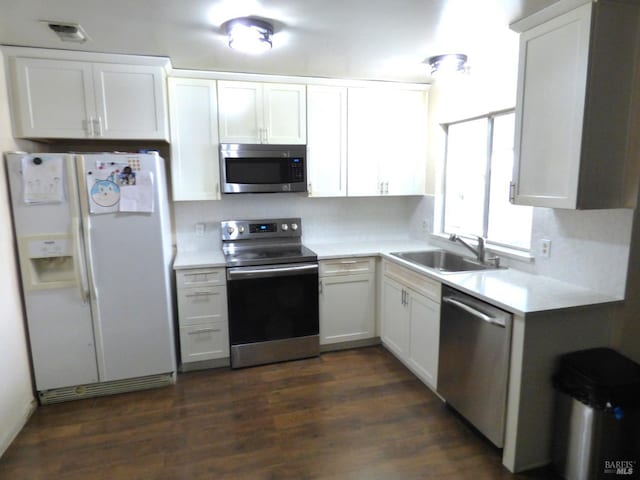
[195,223,205,236]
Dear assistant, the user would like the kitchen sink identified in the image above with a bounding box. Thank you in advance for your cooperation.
[390,250,504,273]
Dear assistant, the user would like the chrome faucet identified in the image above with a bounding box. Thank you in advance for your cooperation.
[448,234,486,263]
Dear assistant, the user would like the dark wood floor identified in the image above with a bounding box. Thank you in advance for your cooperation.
[0,347,559,480]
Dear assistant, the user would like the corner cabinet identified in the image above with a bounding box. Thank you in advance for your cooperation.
[347,86,428,197]
[318,257,376,347]
[511,0,640,209]
[10,56,169,140]
[381,260,440,390]
[306,85,348,197]
[217,81,306,144]
[168,77,221,201]
[175,267,229,370]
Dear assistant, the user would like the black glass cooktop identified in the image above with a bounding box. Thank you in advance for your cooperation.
[224,245,317,267]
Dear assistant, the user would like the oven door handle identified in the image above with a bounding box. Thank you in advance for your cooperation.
[227,263,319,280]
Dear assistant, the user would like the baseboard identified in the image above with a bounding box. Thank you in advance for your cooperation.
[0,397,37,458]
[320,337,381,353]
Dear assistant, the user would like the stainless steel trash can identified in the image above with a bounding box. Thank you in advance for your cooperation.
[552,348,640,480]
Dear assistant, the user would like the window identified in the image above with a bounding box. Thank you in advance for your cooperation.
[443,111,532,251]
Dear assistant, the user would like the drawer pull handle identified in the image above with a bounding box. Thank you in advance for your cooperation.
[339,260,358,264]
[188,328,221,335]
[186,291,215,297]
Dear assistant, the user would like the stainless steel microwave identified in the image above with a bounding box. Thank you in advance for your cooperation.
[219,144,307,194]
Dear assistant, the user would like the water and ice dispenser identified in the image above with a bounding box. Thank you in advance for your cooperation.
[19,236,76,289]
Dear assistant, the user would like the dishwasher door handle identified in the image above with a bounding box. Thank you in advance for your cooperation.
[442,296,506,327]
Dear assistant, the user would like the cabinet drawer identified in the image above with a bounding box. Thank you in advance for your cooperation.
[319,257,375,276]
[180,321,229,363]
[176,268,225,288]
[383,260,441,303]
[178,285,227,326]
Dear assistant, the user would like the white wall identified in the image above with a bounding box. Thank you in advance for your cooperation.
[175,195,421,252]
[0,54,37,457]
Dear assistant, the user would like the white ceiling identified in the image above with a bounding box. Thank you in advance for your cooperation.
[0,0,558,83]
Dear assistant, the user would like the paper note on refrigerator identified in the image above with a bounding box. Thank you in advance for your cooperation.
[119,171,154,213]
[87,170,121,214]
[21,156,65,204]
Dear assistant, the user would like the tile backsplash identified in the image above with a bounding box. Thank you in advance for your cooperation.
[175,195,422,252]
[176,194,633,299]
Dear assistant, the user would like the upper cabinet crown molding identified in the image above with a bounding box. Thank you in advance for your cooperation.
[4,47,170,140]
[511,0,640,209]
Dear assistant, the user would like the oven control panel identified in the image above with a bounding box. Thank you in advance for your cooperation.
[221,218,302,241]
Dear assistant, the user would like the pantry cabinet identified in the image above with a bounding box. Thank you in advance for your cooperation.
[306,85,347,197]
[318,257,376,346]
[217,81,306,144]
[381,260,440,389]
[176,267,229,370]
[510,0,640,209]
[347,87,428,197]
[168,77,220,201]
[11,56,168,140]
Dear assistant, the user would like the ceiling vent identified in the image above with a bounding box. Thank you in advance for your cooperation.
[44,21,89,43]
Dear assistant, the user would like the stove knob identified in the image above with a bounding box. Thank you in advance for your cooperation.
[291,223,299,231]
[226,226,235,234]
[281,224,289,231]
[238,226,245,234]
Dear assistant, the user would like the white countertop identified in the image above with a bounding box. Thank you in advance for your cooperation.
[174,239,622,315]
[173,250,226,269]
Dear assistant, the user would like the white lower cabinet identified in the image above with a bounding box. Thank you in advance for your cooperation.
[319,257,375,346]
[381,260,440,390]
[176,267,229,369]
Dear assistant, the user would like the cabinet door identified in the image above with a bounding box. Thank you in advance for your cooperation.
[319,273,374,345]
[407,290,440,389]
[382,89,428,196]
[307,85,347,197]
[169,77,220,201]
[93,63,168,140]
[347,87,383,196]
[263,83,306,144]
[512,4,591,208]
[13,58,95,138]
[217,81,263,143]
[381,276,409,358]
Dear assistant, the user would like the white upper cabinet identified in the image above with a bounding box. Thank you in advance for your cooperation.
[511,0,640,209]
[11,56,168,140]
[217,81,306,144]
[92,63,168,140]
[347,86,428,196]
[306,85,347,197]
[168,77,220,201]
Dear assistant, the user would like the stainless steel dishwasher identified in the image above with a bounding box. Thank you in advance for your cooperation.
[438,285,513,448]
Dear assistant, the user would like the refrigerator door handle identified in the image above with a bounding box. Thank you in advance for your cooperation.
[72,217,90,303]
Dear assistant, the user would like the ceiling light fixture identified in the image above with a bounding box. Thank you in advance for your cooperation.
[426,54,468,76]
[223,17,274,54]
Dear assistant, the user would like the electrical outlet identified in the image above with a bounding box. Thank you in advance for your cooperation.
[539,239,551,258]
[421,219,429,232]
[195,223,205,237]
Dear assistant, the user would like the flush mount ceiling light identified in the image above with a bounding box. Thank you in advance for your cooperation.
[426,54,468,76]
[222,17,274,54]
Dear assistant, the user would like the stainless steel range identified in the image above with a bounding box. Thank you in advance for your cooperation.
[222,217,319,368]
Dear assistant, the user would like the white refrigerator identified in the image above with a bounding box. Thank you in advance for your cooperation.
[5,152,176,403]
